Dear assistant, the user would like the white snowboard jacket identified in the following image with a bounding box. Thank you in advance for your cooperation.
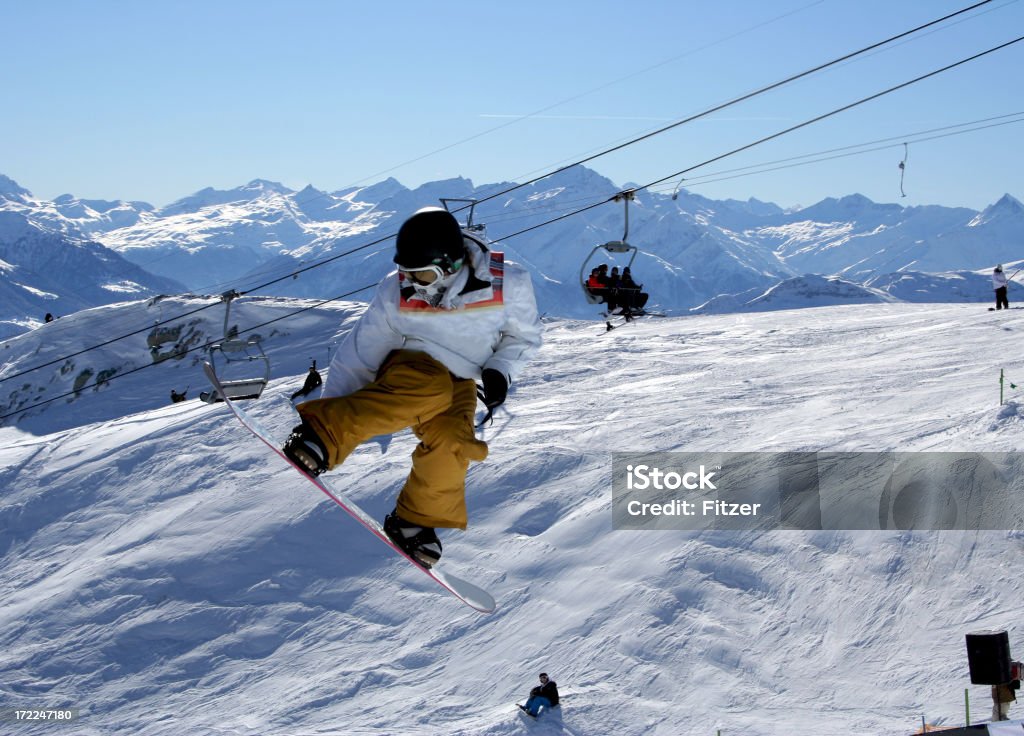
[322,234,543,399]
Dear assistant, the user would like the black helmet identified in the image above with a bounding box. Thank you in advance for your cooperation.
[393,207,466,271]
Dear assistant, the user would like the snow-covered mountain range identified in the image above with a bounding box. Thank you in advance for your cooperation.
[0,176,185,339]
[2,169,1023,338]
[3,298,1024,735]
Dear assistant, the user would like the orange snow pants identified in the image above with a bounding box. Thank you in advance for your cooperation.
[296,350,489,529]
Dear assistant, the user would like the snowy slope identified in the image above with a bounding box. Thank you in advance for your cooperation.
[2,302,1024,736]
[0,295,363,434]
[692,274,898,314]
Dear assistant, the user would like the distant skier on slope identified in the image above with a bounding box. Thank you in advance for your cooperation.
[993,265,1010,310]
[281,206,542,567]
[518,672,559,718]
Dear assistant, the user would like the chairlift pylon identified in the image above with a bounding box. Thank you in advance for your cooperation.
[440,198,486,235]
[200,290,270,403]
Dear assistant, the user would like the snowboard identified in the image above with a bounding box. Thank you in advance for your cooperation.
[516,704,559,721]
[203,362,496,614]
[517,707,537,721]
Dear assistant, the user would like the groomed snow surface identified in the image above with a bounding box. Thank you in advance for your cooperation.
[2,301,1024,735]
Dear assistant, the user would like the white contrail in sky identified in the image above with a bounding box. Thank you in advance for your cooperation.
[478,114,791,122]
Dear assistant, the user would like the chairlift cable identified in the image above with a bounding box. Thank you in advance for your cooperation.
[0,285,374,421]
[424,109,1024,224]
[5,98,1020,390]
[21,1,998,326]
[194,0,1000,295]
[646,112,1024,192]
[427,110,1024,225]
[486,36,1024,244]
[278,0,832,196]
[646,118,1024,192]
[194,0,995,298]
[0,6,1012,391]
[0,297,223,386]
[631,36,1024,196]
[475,0,1016,207]
[462,0,998,213]
[0,232,396,385]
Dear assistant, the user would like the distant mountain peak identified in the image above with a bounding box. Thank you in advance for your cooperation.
[241,179,292,195]
[342,177,407,202]
[970,193,1024,227]
[824,193,878,210]
[793,192,905,223]
[988,193,1024,215]
[158,179,296,216]
[0,174,31,200]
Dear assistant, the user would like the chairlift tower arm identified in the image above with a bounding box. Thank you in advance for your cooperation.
[614,189,636,243]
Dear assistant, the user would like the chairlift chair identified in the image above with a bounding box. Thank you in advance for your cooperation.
[580,241,639,305]
[579,190,640,306]
[200,291,271,403]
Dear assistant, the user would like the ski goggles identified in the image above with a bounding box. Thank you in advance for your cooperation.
[397,264,446,286]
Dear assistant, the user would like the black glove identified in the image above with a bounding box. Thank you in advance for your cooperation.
[478,368,508,409]
[476,368,508,426]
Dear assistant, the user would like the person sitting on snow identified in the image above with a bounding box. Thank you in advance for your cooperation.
[291,360,323,401]
[519,672,559,717]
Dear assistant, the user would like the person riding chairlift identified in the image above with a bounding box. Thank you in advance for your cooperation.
[587,264,617,311]
[618,266,649,312]
[587,264,609,292]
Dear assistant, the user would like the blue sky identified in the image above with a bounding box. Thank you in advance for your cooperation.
[3,0,1022,210]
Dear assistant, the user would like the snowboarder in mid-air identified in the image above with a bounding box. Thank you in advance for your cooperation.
[282,206,542,568]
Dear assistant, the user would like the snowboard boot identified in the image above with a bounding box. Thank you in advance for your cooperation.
[282,422,329,477]
[383,510,442,568]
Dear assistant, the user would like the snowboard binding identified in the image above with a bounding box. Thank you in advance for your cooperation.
[282,423,329,477]
[384,511,442,569]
